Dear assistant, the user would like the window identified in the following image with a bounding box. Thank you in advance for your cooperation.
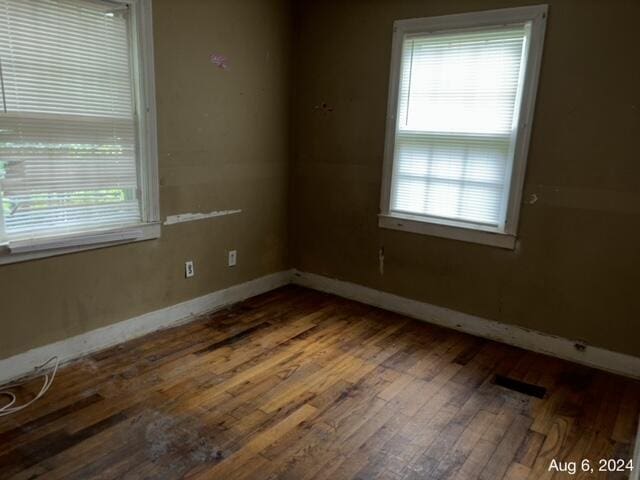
[379,6,547,248]
[0,0,158,264]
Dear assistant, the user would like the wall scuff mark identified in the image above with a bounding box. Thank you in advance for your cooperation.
[164,209,242,226]
[209,53,230,70]
[313,102,334,114]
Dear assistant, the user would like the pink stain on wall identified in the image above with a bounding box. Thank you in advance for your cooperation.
[209,53,230,71]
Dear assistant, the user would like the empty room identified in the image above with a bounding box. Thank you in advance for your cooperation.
[0,0,638,478]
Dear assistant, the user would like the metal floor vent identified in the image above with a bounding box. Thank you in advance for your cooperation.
[494,374,547,399]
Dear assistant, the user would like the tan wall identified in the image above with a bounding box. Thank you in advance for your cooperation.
[290,0,640,356]
[0,0,292,359]
[2,0,638,361]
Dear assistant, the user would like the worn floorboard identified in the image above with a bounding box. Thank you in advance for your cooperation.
[0,285,638,479]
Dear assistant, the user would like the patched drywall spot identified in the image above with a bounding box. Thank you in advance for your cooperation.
[527,193,539,205]
[209,52,230,70]
[164,209,242,226]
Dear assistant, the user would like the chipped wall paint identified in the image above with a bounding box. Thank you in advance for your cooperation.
[209,53,230,70]
[164,209,242,226]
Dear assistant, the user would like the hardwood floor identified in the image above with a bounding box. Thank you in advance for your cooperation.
[0,285,638,479]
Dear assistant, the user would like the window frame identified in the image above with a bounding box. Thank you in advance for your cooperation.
[0,0,159,265]
[379,5,548,249]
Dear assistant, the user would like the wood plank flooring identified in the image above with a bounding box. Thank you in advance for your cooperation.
[0,285,638,479]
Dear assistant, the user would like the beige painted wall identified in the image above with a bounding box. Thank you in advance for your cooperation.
[0,0,292,359]
[290,0,640,356]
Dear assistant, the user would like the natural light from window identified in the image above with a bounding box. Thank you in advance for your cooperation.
[390,25,529,229]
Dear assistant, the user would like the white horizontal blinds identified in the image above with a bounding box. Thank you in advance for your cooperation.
[391,25,528,228]
[0,0,141,241]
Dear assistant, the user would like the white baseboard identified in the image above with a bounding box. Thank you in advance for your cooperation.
[292,270,640,380]
[3,267,638,387]
[0,270,293,385]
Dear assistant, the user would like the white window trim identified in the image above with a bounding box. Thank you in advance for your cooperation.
[0,0,160,265]
[378,5,548,249]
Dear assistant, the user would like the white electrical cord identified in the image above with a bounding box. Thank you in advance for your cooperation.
[0,356,59,417]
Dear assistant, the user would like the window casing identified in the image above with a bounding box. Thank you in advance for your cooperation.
[0,0,158,264]
[379,6,547,249]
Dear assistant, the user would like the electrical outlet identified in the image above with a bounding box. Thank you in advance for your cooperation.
[185,260,195,278]
[228,250,237,267]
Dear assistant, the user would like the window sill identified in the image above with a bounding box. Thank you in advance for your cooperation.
[378,213,516,249]
[0,223,161,265]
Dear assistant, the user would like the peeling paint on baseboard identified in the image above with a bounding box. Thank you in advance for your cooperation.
[293,270,640,379]
[164,209,242,226]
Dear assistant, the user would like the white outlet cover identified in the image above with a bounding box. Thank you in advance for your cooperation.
[185,260,195,278]
[228,250,237,267]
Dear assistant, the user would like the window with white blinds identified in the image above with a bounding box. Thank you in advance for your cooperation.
[381,7,547,248]
[0,0,158,256]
